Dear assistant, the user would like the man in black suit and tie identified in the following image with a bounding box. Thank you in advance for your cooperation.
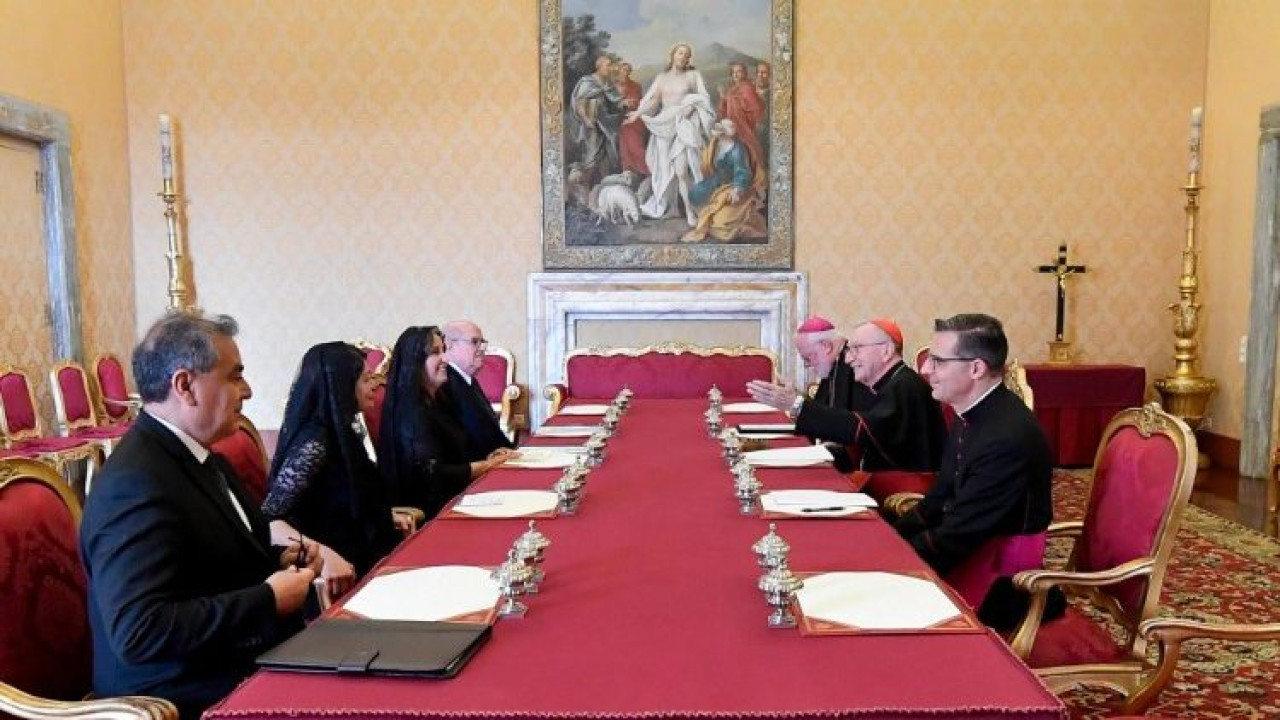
[80,312,320,718]
[442,319,516,461]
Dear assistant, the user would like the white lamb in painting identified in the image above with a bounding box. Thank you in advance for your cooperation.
[594,183,640,226]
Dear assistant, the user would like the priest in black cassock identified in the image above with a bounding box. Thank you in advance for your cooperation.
[748,318,946,473]
[893,313,1053,626]
[442,319,516,461]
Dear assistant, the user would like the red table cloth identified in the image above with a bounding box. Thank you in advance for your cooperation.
[1024,365,1146,467]
[206,399,1064,720]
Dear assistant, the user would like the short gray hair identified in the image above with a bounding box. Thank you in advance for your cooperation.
[133,311,239,403]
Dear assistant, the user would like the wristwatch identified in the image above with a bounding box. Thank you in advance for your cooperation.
[786,395,805,420]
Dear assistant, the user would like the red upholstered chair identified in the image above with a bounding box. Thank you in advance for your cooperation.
[1007,403,1197,701]
[92,353,139,425]
[352,340,391,376]
[545,343,778,415]
[0,457,177,719]
[0,365,104,486]
[211,415,269,506]
[49,361,130,452]
[474,345,523,441]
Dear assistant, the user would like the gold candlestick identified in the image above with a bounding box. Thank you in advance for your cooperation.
[161,177,196,312]
[1154,168,1216,445]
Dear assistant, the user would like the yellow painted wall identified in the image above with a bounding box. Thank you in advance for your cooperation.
[1198,0,1280,439]
[0,0,136,368]
[116,0,1210,429]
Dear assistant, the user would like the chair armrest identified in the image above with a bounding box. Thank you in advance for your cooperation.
[392,506,426,538]
[1007,557,1155,659]
[0,681,177,720]
[544,384,567,416]
[498,384,523,439]
[883,492,923,517]
[1121,618,1280,714]
[1046,519,1083,538]
[102,397,142,409]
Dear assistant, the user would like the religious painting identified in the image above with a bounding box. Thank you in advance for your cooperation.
[540,0,794,270]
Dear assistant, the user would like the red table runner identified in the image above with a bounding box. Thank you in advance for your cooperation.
[207,399,1064,720]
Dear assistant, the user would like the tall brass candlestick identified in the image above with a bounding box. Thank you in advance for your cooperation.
[1155,107,1216,442]
[159,114,196,312]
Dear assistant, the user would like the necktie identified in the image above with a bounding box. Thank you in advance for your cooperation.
[205,457,252,530]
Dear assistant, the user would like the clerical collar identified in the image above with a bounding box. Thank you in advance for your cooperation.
[147,410,210,464]
[447,361,474,385]
[956,380,1002,418]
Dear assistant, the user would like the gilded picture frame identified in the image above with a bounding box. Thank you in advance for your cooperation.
[540,0,794,270]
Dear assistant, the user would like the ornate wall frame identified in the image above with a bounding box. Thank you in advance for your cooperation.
[0,92,83,361]
[539,0,794,270]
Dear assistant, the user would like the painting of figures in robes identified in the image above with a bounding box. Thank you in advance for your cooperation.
[540,0,794,270]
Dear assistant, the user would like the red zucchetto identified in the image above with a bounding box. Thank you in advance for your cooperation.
[797,316,835,333]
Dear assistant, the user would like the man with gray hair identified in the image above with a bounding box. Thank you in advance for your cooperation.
[442,319,516,461]
[80,311,320,718]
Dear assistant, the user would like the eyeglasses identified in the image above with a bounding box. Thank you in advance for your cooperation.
[924,354,976,366]
[446,336,488,350]
[844,341,889,354]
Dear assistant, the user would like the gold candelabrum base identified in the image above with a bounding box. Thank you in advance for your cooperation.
[1154,375,1216,431]
[161,180,197,313]
[1047,340,1074,365]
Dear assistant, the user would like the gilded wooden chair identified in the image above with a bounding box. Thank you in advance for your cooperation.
[0,365,104,492]
[1115,617,1280,715]
[1007,403,1197,699]
[210,414,269,506]
[0,457,177,720]
[92,353,140,425]
[475,345,523,441]
[351,339,392,376]
[49,361,130,453]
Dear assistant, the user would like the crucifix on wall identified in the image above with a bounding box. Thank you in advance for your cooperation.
[1035,243,1087,363]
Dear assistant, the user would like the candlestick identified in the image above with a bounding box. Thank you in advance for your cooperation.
[159,113,175,185]
[1188,106,1203,175]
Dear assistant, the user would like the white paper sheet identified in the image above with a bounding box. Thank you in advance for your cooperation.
[743,445,833,467]
[342,565,499,622]
[721,402,780,413]
[761,489,877,517]
[501,448,581,469]
[534,425,598,438]
[452,490,559,518]
[738,423,796,434]
[558,404,610,416]
[795,572,962,630]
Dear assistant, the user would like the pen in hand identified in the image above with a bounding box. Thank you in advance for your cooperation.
[291,535,309,570]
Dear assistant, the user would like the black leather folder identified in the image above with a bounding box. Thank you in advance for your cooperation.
[257,618,491,678]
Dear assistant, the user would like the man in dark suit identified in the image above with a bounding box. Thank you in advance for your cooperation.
[442,319,516,461]
[893,313,1053,576]
[80,312,319,719]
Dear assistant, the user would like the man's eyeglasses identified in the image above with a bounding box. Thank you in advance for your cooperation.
[447,336,488,350]
[924,354,976,366]
[844,341,889,354]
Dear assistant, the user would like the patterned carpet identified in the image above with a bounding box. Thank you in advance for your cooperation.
[1050,470,1280,718]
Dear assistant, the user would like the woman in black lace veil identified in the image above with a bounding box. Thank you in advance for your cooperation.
[263,342,399,595]
[378,326,513,521]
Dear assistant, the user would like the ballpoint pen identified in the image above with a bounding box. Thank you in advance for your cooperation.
[291,535,309,569]
[799,506,852,513]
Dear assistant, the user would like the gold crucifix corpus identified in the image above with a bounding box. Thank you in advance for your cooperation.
[1035,243,1088,342]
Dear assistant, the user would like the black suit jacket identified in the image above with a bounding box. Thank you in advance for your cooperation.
[80,412,300,718]
[446,365,515,461]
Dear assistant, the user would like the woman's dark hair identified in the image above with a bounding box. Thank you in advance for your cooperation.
[269,343,374,508]
[377,326,442,498]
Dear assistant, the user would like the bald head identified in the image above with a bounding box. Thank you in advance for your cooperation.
[443,319,488,376]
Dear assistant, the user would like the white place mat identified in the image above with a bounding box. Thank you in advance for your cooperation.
[534,425,598,438]
[558,404,610,416]
[721,401,780,413]
[738,423,796,434]
[743,444,833,467]
[452,490,559,518]
[761,489,877,517]
[343,565,499,622]
[736,432,793,439]
[795,572,962,630]
[501,448,581,469]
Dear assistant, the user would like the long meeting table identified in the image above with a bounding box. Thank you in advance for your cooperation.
[206,398,1065,720]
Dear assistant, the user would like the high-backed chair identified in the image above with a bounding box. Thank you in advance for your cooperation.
[544,343,778,415]
[49,361,130,452]
[0,365,104,485]
[211,415,269,507]
[1007,403,1197,699]
[1003,358,1034,410]
[1117,617,1280,715]
[0,457,177,719]
[475,345,523,441]
[92,353,139,425]
[352,340,391,376]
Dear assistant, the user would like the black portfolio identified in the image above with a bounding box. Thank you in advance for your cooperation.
[257,618,491,678]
